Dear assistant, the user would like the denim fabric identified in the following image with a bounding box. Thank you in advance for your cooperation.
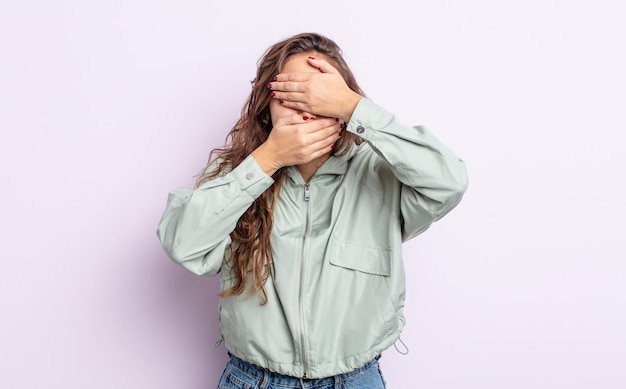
[217,354,386,389]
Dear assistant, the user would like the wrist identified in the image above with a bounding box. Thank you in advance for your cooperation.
[341,92,362,123]
[252,143,282,176]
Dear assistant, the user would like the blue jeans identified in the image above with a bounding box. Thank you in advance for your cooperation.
[217,354,386,389]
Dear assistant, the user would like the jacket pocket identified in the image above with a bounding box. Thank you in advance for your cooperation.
[321,237,398,356]
[328,237,392,276]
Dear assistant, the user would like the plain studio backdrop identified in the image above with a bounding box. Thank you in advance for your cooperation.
[1,1,624,388]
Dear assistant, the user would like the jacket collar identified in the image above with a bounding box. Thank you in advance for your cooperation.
[285,143,360,183]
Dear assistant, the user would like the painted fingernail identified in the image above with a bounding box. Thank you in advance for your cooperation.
[268,83,273,89]
[309,56,315,60]
[340,122,345,129]
[271,92,276,97]
[273,76,278,81]
[335,118,339,122]
[279,100,283,104]
[330,144,335,149]
[338,131,342,136]
[303,116,309,121]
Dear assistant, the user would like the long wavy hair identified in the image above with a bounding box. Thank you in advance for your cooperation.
[197,33,366,303]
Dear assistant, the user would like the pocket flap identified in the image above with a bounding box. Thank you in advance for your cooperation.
[328,237,392,276]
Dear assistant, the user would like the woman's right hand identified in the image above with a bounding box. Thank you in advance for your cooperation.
[251,113,341,176]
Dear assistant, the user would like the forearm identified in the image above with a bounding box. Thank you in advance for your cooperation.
[157,155,274,274]
[346,98,467,197]
[345,98,468,238]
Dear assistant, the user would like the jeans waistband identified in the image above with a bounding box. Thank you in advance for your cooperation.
[227,353,380,384]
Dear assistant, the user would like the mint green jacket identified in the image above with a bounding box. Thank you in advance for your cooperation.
[157,98,468,379]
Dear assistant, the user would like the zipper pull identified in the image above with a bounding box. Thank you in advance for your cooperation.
[304,183,310,201]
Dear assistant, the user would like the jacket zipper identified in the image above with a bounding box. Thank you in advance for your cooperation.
[299,183,311,377]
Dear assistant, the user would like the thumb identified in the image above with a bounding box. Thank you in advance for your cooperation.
[307,56,339,74]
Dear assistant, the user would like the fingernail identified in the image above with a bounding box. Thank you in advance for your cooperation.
[330,144,335,149]
[268,83,272,89]
[303,116,309,121]
[335,118,339,122]
[309,56,315,60]
[271,92,276,97]
[279,100,283,104]
[273,76,277,81]
[340,122,345,129]
[338,131,342,136]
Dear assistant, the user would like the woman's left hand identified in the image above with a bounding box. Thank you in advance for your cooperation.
[269,57,362,123]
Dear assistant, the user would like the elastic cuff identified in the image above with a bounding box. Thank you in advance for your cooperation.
[346,98,392,142]
[231,155,274,196]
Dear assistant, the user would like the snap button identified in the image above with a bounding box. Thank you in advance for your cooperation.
[245,172,254,180]
[356,125,365,134]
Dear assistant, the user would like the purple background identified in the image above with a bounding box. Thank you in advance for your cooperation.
[1,1,625,388]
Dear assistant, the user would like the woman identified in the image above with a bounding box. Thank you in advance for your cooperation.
[157,32,468,388]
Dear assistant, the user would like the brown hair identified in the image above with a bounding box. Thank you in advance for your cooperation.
[197,33,366,303]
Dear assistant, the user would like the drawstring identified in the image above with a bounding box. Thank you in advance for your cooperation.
[393,337,409,355]
[214,336,223,348]
[299,377,306,388]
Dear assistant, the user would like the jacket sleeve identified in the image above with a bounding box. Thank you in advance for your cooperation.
[156,155,274,275]
[346,98,468,242]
